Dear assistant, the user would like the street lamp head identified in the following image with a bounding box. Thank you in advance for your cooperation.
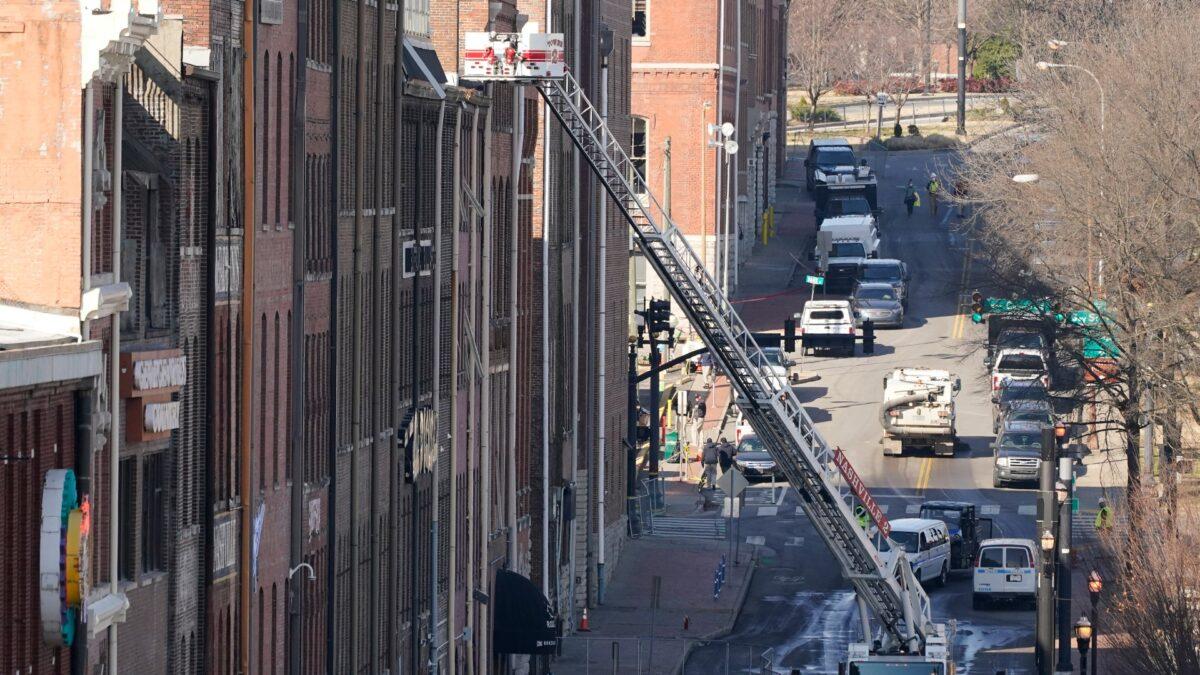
[1040,529,1055,552]
[1088,569,1103,595]
[1075,615,1093,643]
[1012,173,1040,184]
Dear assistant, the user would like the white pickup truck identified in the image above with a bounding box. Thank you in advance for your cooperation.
[798,300,856,356]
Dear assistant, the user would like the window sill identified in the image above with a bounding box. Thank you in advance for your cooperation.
[633,37,650,47]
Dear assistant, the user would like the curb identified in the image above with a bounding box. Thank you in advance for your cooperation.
[671,555,759,674]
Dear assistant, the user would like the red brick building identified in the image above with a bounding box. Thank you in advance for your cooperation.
[631,0,788,303]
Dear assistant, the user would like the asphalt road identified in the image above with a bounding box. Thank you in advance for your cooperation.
[685,151,1051,674]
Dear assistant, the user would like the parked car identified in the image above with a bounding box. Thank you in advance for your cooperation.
[858,258,910,308]
[992,380,1050,433]
[733,434,783,481]
[973,538,1038,609]
[994,398,1054,434]
[872,518,952,587]
[991,420,1045,488]
[798,300,856,356]
[852,282,905,328]
[757,346,793,380]
[991,348,1050,391]
[986,327,1051,368]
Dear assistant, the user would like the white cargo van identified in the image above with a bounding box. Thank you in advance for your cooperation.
[973,538,1038,609]
[873,518,952,587]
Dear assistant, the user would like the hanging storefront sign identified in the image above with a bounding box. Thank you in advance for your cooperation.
[402,406,438,481]
[40,469,89,647]
[120,349,186,442]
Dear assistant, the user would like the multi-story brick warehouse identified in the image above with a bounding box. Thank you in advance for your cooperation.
[631,0,788,305]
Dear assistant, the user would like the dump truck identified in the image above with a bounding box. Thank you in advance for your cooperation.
[881,368,960,457]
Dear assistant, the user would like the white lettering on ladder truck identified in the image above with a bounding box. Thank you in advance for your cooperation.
[464,30,953,669]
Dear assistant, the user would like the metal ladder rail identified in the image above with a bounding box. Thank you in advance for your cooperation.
[536,73,934,648]
[538,75,926,642]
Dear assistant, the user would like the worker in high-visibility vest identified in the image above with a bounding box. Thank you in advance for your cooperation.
[855,504,870,530]
[1094,497,1114,532]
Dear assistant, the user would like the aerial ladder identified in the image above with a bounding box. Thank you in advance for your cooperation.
[464,31,952,670]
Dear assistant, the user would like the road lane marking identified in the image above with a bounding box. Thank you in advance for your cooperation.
[757,506,779,517]
[1018,504,1038,516]
[785,536,805,546]
[746,536,766,546]
[981,504,1001,516]
[915,456,934,493]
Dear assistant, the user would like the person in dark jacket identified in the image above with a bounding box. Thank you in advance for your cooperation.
[717,443,733,473]
[700,440,719,488]
[903,179,918,217]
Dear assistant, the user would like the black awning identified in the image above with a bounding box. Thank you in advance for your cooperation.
[402,39,447,99]
[492,569,559,655]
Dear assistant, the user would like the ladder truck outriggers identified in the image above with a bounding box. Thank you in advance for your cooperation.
[464,29,956,673]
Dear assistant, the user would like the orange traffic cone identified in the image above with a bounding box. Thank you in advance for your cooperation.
[578,607,591,632]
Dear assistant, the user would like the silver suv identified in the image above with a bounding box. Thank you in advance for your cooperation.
[858,259,910,308]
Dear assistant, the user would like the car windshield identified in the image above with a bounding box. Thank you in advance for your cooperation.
[1000,432,1043,450]
[850,663,945,675]
[1000,332,1046,350]
[861,264,902,282]
[1009,411,1052,425]
[761,350,786,367]
[1000,385,1047,403]
[979,547,1005,568]
[856,287,897,301]
[808,310,846,321]
[738,451,773,462]
[737,436,764,454]
[814,147,855,166]
[921,508,962,526]
[832,242,866,258]
[829,198,871,216]
[891,531,920,553]
[998,354,1046,372]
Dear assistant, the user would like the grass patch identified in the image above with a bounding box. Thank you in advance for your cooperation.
[882,133,964,151]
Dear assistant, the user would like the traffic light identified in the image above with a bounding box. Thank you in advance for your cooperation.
[783,317,797,352]
[1052,302,1064,323]
[647,298,674,346]
[970,291,984,324]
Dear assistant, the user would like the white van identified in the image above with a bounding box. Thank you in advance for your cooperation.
[973,538,1038,609]
[873,518,952,587]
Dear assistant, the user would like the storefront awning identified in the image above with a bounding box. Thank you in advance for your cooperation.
[492,569,559,655]
[402,38,447,99]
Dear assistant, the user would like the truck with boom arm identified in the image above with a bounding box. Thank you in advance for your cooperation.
[881,368,960,457]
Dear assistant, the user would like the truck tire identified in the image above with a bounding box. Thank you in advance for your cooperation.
[936,562,949,588]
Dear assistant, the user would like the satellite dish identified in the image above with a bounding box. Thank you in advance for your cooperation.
[720,122,735,138]
[724,140,739,155]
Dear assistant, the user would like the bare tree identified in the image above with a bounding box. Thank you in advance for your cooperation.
[1100,497,1200,672]
[954,2,1200,498]
[787,1,852,129]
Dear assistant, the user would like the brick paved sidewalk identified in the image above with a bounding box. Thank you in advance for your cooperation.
[552,536,755,674]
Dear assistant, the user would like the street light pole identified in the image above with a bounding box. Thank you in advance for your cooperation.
[1055,450,1075,674]
[956,0,967,135]
[1037,426,1058,675]
[1088,571,1103,675]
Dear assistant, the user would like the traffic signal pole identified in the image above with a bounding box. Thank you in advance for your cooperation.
[627,343,640,524]
[648,343,663,508]
[1055,441,1075,674]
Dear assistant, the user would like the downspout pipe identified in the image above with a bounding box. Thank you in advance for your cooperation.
[239,2,257,671]
[508,85,521,571]
[389,3,405,668]
[327,0,343,668]
[479,85,494,667]
[368,1,384,670]
[446,100,464,675]
[82,81,93,339]
[431,98,446,674]
[732,0,741,291]
[349,0,366,667]
[201,69,219,675]
[289,0,310,670]
[715,0,726,285]
[596,45,609,606]
[541,0,552,600]
[569,0,581,625]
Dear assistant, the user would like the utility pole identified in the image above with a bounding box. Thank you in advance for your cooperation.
[923,0,932,94]
[627,342,639,516]
[1037,425,1058,675]
[956,0,968,135]
[648,342,662,507]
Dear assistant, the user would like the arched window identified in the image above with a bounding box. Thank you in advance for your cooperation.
[273,311,281,486]
[262,51,270,227]
[259,313,267,489]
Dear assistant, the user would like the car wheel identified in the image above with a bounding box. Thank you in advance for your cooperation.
[992,475,1004,489]
[936,562,949,588]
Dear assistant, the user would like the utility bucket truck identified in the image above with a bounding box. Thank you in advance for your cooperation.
[466,32,957,673]
[881,368,960,457]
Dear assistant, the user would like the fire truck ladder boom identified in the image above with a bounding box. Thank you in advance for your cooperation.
[535,70,934,652]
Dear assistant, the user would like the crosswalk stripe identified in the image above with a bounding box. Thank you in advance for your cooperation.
[757,506,778,517]
[785,536,805,547]
[981,504,1000,516]
[648,516,728,541]
[746,536,766,546]
[1018,504,1038,516]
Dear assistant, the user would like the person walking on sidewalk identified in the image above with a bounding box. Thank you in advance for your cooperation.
[717,438,734,474]
[1095,497,1114,532]
[902,179,919,217]
[699,439,719,489]
[926,172,941,217]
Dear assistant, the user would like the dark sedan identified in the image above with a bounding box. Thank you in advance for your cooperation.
[733,435,783,480]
